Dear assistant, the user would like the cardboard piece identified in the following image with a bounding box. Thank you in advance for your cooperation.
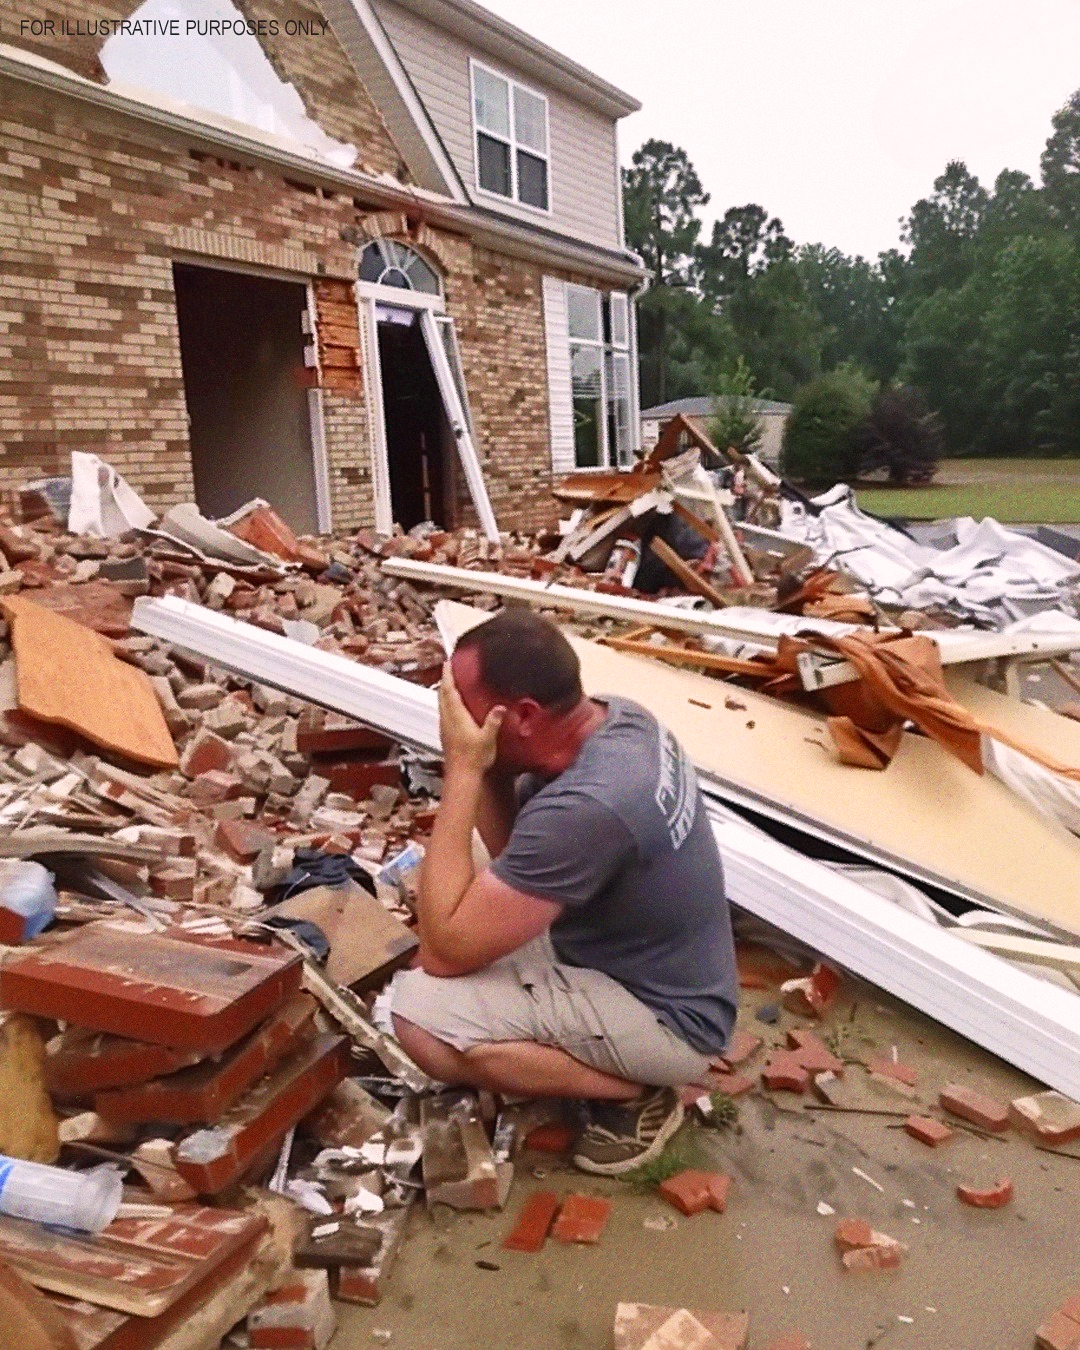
[266,883,417,991]
[0,925,303,1054]
[1,597,177,769]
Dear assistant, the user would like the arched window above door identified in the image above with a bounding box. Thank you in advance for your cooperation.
[359,240,442,296]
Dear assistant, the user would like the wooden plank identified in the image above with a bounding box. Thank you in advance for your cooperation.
[0,1206,265,1318]
[1,599,177,769]
[602,636,772,680]
[647,537,730,607]
[436,599,1080,936]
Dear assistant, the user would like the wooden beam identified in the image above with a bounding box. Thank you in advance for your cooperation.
[647,537,731,608]
[602,636,774,681]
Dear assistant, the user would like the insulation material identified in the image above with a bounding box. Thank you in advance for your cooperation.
[782,487,1080,624]
[67,452,155,539]
[0,596,178,769]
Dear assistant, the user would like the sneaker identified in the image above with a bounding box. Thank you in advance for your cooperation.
[572,1087,685,1176]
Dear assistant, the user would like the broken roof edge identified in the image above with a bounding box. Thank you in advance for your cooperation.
[0,42,645,288]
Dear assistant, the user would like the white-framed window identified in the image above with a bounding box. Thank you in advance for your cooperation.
[567,284,634,469]
[358,239,441,296]
[470,59,550,212]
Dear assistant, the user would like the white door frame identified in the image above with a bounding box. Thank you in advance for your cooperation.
[356,279,498,540]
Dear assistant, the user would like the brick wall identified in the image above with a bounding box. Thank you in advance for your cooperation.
[1,0,622,537]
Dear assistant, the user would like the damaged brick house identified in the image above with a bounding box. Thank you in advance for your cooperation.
[1,0,645,536]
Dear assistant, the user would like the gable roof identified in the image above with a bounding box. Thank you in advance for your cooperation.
[323,0,468,200]
[384,0,640,119]
[641,396,793,420]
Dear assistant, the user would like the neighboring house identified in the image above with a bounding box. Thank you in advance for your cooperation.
[641,397,792,470]
[0,0,644,536]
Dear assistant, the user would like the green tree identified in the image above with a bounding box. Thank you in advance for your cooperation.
[1041,90,1080,228]
[623,140,710,403]
[797,244,902,381]
[725,259,824,399]
[696,204,794,307]
[709,357,764,455]
[636,286,737,410]
[781,367,876,485]
[901,160,989,295]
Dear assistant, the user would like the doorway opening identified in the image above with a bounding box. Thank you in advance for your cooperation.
[172,262,320,534]
[375,305,453,531]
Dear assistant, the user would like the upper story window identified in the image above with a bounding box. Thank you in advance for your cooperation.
[359,240,441,296]
[470,61,550,212]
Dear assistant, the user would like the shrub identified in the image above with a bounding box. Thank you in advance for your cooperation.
[781,367,876,485]
[852,386,943,484]
[709,357,764,457]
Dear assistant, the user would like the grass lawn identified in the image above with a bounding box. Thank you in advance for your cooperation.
[852,458,1080,523]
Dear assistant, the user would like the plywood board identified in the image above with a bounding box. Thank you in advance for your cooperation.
[0,598,177,769]
[439,601,1080,935]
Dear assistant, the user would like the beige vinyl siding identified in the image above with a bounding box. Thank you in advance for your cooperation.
[372,0,621,250]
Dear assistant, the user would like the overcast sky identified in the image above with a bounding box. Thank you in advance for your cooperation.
[482,0,1080,260]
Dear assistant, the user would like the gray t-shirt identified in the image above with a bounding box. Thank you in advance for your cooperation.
[489,696,737,1056]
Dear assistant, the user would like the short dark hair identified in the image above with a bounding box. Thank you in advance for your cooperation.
[456,608,583,712]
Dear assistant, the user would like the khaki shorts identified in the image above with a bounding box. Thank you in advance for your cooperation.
[385,934,711,1088]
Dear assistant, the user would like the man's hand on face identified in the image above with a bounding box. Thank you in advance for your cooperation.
[439,661,505,777]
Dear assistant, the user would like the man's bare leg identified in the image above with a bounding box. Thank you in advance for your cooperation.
[393,1015,642,1100]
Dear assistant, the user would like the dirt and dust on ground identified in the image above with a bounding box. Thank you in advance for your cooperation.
[336,965,1080,1350]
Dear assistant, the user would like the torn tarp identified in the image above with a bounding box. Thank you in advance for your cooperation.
[780,486,1080,624]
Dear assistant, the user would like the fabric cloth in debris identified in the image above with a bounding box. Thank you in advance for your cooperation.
[780,487,1080,624]
[386,933,711,1087]
[279,848,377,899]
[490,696,737,1056]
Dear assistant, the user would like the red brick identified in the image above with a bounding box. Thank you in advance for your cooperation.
[502,1190,560,1252]
[866,1056,918,1087]
[1010,1091,1080,1146]
[297,710,394,757]
[214,817,275,864]
[786,1029,843,1075]
[523,1123,576,1154]
[179,731,233,780]
[658,1170,732,1218]
[708,1070,755,1098]
[45,1027,202,1097]
[842,1245,902,1272]
[95,993,317,1124]
[761,1053,810,1094]
[187,769,246,805]
[956,1177,1013,1209]
[551,1195,612,1244]
[1037,1310,1080,1350]
[321,756,401,802]
[763,1338,812,1350]
[780,962,840,1018]
[833,1218,874,1252]
[718,1029,763,1069]
[939,1082,1009,1132]
[904,1115,953,1147]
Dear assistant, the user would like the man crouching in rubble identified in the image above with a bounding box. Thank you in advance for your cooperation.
[385,609,737,1175]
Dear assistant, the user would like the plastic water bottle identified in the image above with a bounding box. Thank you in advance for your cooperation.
[0,861,57,942]
[0,1156,123,1233]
